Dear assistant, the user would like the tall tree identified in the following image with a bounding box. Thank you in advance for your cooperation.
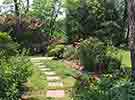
[128,0,135,78]
[32,0,62,35]
[49,0,62,35]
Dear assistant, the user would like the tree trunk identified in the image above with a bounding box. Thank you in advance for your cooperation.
[13,0,19,16]
[26,0,29,13]
[13,0,22,40]
[128,0,135,78]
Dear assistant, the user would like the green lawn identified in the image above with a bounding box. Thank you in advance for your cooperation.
[27,67,48,91]
[119,49,131,68]
[107,47,131,68]
[26,64,49,100]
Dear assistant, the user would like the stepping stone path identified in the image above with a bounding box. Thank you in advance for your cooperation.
[31,58,65,98]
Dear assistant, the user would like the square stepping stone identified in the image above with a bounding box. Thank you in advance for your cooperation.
[34,63,43,65]
[44,72,56,76]
[31,61,40,63]
[40,68,51,71]
[48,82,63,87]
[46,76,60,81]
[46,90,65,97]
[38,65,47,68]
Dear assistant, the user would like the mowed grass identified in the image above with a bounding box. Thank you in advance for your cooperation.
[26,65,48,100]
[107,47,131,68]
[27,66,48,91]
[119,49,131,68]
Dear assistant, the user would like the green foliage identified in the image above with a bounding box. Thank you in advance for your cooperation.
[64,46,79,60]
[0,32,20,57]
[31,0,53,20]
[65,0,96,43]
[96,21,126,46]
[80,37,106,71]
[105,47,122,72]
[0,54,32,100]
[31,0,62,35]
[0,32,11,42]
[71,73,134,100]
[87,0,105,20]
[48,44,64,58]
[64,0,127,46]
[79,38,123,72]
[52,31,65,38]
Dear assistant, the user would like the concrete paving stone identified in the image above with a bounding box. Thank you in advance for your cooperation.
[38,65,47,68]
[39,68,51,71]
[46,76,60,81]
[48,82,63,87]
[43,72,56,76]
[46,90,65,97]
[34,62,43,65]
[31,57,54,61]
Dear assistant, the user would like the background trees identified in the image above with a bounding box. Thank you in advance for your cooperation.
[0,0,128,47]
[64,0,128,46]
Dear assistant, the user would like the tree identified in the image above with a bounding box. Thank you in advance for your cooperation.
[128,0,135,78]
[64,0,127,46]
[31,0,62,35]
[2,0,31,40]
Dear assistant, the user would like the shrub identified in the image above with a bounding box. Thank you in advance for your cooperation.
[71,73,134,100]
[104,47,122,72]
[48,44,64,58]
[52,31,65,38]
[63,46,79,60]
[0,32,20,57]
[0,32,11,43]
[0,53,32,100]
[80,37,106,71]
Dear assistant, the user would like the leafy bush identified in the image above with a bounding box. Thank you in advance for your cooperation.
[80,37,106,71]
[0,32,11,43]
[0,32,20,57]
[104,47,122,72]
[52,31,65,38]
[80,37,122,72]
[64,46,79,60]
[71,73,134,100]
[0,53,32,100]
[48,44,64,58]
